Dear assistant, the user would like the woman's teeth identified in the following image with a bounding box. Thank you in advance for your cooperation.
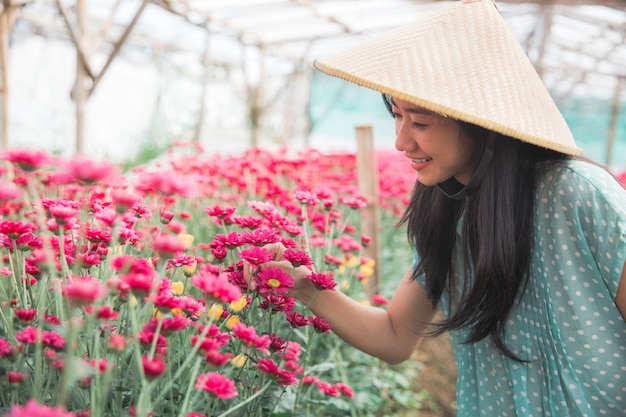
[413,157,432,163]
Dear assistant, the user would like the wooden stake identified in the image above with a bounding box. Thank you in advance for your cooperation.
[355,125,381,297]
[606,76,623,167]
[0,1,11,152]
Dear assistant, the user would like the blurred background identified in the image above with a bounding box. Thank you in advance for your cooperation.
[1,0,625,169]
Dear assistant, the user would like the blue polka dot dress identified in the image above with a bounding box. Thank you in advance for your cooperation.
[415,160,626,416]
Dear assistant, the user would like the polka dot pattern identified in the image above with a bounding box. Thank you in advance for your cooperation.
[416,160,626,416]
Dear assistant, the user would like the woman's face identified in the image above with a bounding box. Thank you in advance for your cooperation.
[392,98,476,186]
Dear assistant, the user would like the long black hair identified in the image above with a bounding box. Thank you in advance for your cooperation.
[385,95,570,361]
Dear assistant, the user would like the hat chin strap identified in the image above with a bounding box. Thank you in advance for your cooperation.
[436,132,496,200]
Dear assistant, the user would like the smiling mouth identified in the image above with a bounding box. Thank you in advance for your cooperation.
[411,157,432,164]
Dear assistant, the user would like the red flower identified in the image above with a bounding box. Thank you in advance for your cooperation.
[285,311,308,328]
[371,294,389,306]
[205,204,236,219]
[253,267,294,295]
[1,149,49,172]
[317,381,340,397]
[142,355,167,380]
[111,189,142,213]
[294,189,319,206]
[340,196,367,210]
[191,270,242,304]
[231,322,271,353]
[14,308,37,322]
[283,249,313,268]
[153,234,186,259]
[255,358,297,386]
[4,399,77,417]
[0,337,18,357]
[306,272,337,291]
[195,372,238,399]
[236,246,274,266]
[64,156,117,184]
[7,371,27,385]
[16,233,43,252]
[16,327,39,345]
[309,316,332,334]
[41,331,66,350]
[108,334,126,351]
[62,275,106,307]
[0,180,21,201]
[239,227,280,246]
[335,382,355,398]
[0,220,37,239]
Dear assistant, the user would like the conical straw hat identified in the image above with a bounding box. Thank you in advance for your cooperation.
[313,0,581,156]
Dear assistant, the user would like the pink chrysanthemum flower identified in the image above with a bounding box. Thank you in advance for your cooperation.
[253,266,294,295]
[64,156,117,184]
[283,249,313,268]
[0,337,17,357]
[254,358,298,386]
[191,270,242,304]
[294,189,319,206]
[142,355,167,380]
[0,180,22,201]
[1,149,49,172]
[309,316,332,334]
[14,308,37,322]
[371,294,389,306]
[237,246,274,266]
[62,275,106,307]
[4,399,77,417]
[239,227,280,246]
[195,372,238,399]
[205,204,236,219]
[335,382,355,398]
[0,220,37,239]
[285,311,308,328]
[41,330,66,350]
[305,272,337,291]
[231,322,271,354]
[153,234,186,259]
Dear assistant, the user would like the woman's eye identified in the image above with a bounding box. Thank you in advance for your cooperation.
[411,122,427,129]
[392,112,401,119]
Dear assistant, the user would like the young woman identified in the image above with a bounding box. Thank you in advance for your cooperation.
[253,1,626,415]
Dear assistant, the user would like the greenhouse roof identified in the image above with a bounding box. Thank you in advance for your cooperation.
[12,0,626,101]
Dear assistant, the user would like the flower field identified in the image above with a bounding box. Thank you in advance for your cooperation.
[0,143,419,417]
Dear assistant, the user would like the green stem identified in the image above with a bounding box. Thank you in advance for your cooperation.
[215,381,273,417]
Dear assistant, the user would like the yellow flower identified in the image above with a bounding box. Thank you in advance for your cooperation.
[171,281,184,295]
[359,264,374,278]
[346,256,359,268]
[358,299,372,306]
[229,296,247,313]
[182,261,197,277]
[207,304,224,321]
[340,280,350,291]
[178,233,194,251]
[225,315,240,329]
[171,308,184,316]
[231,354,247,368]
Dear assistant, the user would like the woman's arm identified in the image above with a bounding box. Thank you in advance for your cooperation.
[300,268,437,364]
[250,242,438,365]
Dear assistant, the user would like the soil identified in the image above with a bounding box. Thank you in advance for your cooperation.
[410,326,458,417]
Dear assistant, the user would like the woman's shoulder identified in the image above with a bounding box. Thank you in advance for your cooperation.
[539,159,623,193]
[537,158,626,216]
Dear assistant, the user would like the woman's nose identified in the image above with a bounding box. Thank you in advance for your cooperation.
[394,123,415,153]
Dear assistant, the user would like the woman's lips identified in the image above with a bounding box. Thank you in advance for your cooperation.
[409,157,432,170]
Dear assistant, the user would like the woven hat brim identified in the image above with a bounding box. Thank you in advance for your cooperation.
[313,0,582,156]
